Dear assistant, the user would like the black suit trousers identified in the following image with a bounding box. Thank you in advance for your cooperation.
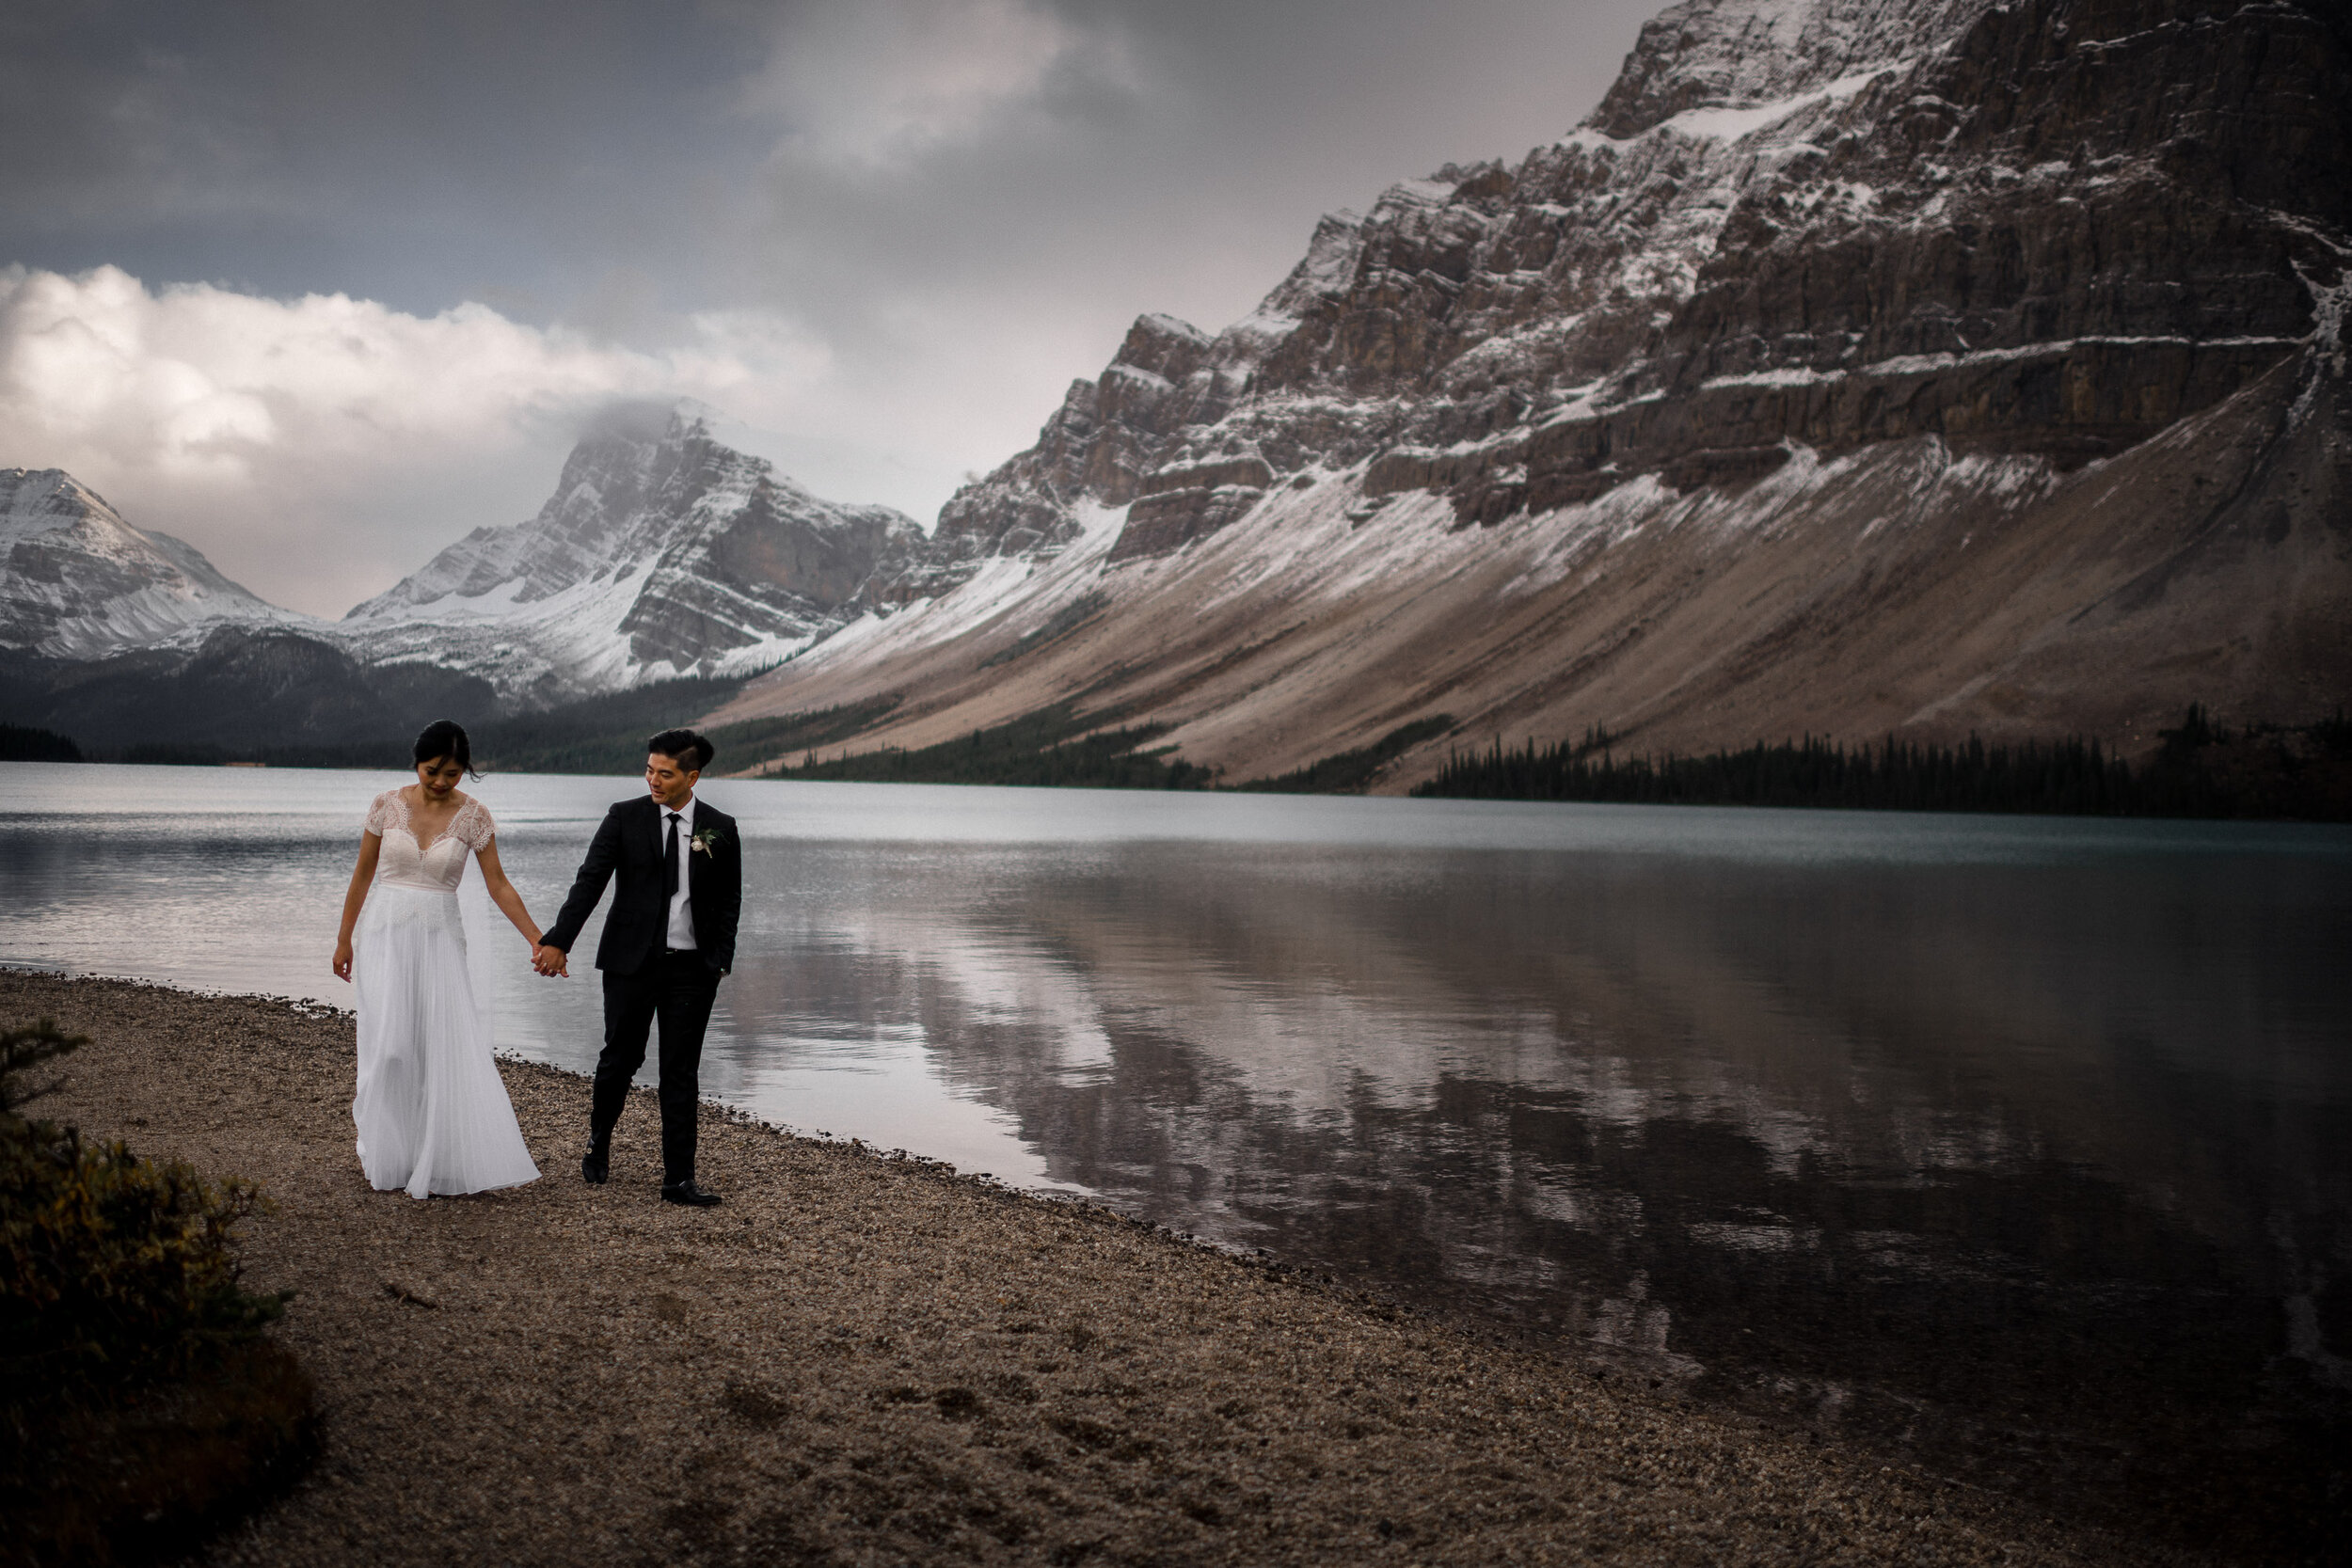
[591,951,719,1182]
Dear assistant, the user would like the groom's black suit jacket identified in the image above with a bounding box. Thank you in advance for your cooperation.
[542,796,742,977]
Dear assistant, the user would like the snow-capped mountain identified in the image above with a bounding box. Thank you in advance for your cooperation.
[716,0,2351,784]
[0,467,307,658]
[2,405,927,716]
[8,0,2344,773]
[0,466,507,755]
[342,404,925,704]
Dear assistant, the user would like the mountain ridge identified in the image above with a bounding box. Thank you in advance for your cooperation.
[707,0,2352,787]
[0,406,928,751]
[0,405,930,736]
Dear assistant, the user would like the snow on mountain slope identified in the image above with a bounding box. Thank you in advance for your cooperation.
[714,0,2352,778]
[0,467,310,659]
[342,403,925,703]
[3,404,930,709]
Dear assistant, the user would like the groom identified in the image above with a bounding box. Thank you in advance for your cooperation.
[534,728,741,1207]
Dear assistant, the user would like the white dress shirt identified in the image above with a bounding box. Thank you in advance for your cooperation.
[660,796,698,951]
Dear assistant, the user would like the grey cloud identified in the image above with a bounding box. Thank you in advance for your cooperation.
[8,0,1656,331]
[0,0,1661,611]
[1,0,771,315]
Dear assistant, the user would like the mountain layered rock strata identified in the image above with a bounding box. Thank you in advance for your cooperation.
[714,0,2352,787]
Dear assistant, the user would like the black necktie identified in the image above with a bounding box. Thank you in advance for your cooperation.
[664,812,682,899]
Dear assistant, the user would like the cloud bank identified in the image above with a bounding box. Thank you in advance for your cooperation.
[0,265,836,613]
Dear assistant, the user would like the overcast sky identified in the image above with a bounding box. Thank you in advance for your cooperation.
[1,0,1660,615]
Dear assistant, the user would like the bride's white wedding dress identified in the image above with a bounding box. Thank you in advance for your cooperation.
[352,790,540,1198]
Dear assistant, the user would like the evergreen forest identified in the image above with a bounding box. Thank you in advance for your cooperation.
[1410,707,2352,820]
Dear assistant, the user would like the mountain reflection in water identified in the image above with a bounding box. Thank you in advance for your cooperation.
[714,833,2350,1549]
[0,769,2344,1551]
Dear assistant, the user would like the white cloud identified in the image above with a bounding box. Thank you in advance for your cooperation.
[0,264,852,615]
[745,0,1136,169]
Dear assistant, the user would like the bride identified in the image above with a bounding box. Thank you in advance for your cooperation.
[331,720,542,1197]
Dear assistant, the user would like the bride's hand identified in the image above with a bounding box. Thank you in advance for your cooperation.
[332,939,354,982]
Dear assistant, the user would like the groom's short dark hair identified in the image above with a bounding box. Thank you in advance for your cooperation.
[647,728,714,771]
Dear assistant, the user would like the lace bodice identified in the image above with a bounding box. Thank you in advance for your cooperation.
[366,790,495,892]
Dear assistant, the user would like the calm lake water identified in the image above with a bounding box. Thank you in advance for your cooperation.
[4,762,2347,1540]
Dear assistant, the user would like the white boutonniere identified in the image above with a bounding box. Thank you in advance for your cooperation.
[690,826,726,859]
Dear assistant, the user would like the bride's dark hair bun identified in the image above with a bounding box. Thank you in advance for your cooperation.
[412,719,478,778]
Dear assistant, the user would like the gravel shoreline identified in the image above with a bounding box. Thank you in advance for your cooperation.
[9,971,2168,1566]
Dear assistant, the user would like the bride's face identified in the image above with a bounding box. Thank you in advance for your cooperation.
[415,756,466,800]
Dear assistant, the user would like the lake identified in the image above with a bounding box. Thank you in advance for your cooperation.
[4,761,2347,1542]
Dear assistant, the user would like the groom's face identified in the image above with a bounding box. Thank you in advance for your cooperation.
[645,752,700,809]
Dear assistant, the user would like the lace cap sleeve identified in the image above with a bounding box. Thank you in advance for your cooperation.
[364,790,396,835]
[458,798,496,851]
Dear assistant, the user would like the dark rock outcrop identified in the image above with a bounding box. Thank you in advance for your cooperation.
[1109,455,1279,562]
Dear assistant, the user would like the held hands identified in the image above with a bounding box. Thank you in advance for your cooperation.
[532,942,570,977]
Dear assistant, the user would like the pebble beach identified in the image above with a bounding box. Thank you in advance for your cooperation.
[8,969,2170,1566]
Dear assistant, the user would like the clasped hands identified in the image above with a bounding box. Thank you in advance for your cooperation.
[532,942,570,977]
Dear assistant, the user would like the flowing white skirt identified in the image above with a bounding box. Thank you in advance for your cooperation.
[352,880,540,1198]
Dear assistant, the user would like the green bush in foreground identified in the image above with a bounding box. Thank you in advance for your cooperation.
[1,1022,288,1402]
[1,1018,311,1568]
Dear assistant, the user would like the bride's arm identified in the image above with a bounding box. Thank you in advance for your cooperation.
[474,840,542,948]
[332,832,382,982]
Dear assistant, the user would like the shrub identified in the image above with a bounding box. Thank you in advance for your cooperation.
[0,1022,289,1403]
[0,1017,312,1567]
[3,1339,316,1568]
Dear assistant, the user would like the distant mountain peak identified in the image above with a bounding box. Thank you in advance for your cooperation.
[0,467,301,660]
[342,404,926,702]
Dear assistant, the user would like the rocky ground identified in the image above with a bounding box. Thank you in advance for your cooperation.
[11,970,2175,1566]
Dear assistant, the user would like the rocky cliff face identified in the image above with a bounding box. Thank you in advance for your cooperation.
[721,0,2352,781]
[344,404,926,702]
[913,0,2344,561]
[0,467,300,658]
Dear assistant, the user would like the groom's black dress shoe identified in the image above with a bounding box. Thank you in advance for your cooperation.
[660,1180,722,1208]
[581,1147,609,1185]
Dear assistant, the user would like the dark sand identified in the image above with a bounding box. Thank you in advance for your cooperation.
[9,971,2172,1566]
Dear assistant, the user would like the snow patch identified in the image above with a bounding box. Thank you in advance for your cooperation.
[2290,262,2350,429]
[1586,61,1909,150]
